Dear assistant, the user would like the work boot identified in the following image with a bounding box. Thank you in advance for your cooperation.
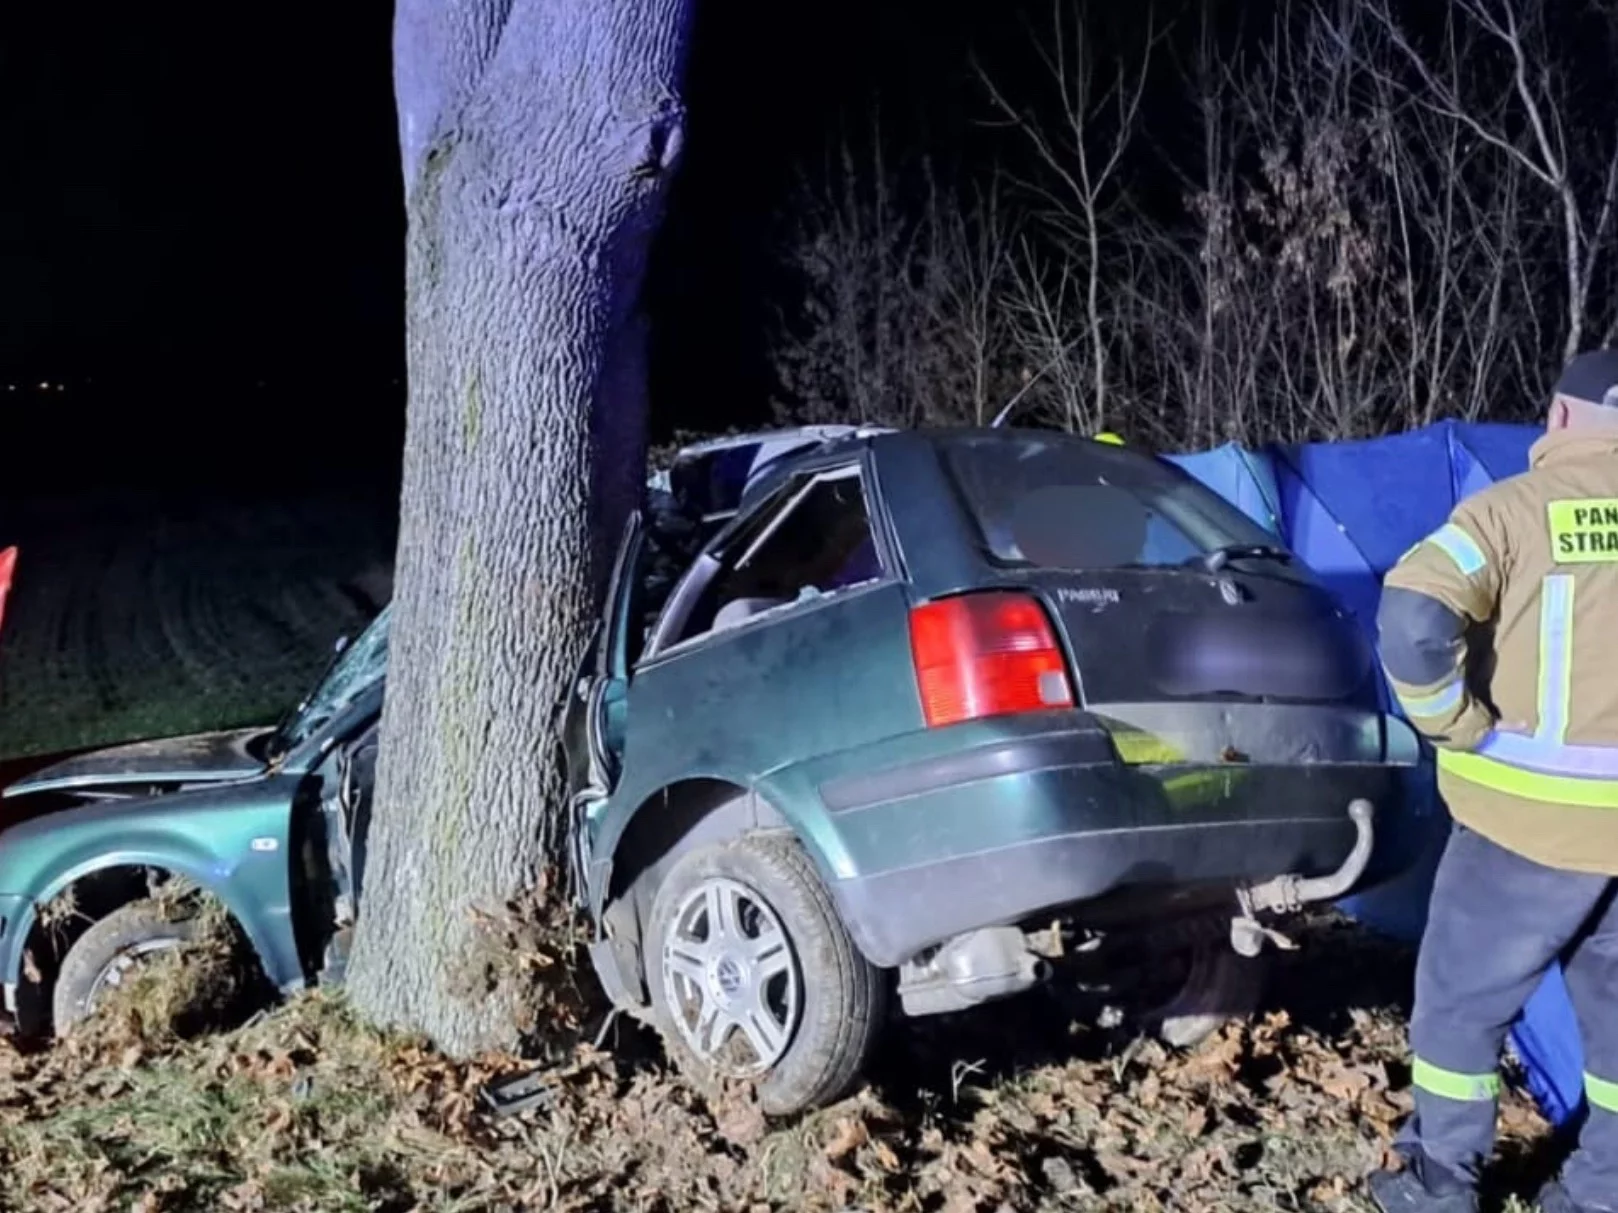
[1367,1163,1478,1213]
[1535,1180,1614,1213]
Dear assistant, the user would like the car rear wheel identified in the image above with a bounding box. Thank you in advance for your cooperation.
[1052,920,1268,1048]
[52,900,197,1034]
[645,833,884,1116]
[1142,938,1267,1048]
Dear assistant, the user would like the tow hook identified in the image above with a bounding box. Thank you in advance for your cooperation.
[1229,798,1375,958]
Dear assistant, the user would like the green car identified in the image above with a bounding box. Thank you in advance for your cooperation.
[0,606,388,1036]
[561,426,1421,1115]
[0,425,1420,1122]
[0,428,850,1042]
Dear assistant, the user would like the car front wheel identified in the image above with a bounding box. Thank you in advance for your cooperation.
[645,833,884,1116]
[52,900,197,1034]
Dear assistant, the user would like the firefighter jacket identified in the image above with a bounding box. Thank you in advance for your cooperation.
[1377,428,1618,876]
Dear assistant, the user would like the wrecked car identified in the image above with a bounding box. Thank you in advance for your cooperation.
[562,426,1423,1115]
[0,426,867,1039]
[0,604,388,1035]
[0,424,1422,1123]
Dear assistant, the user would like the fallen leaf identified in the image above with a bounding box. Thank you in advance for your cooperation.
[870,1138,902,1172]
[1308,1174,1348,1202]
[263,1102,295,1134]
[1097,1150,1145,1180]
[1176,1029,1243,1082]
[1040,1154,1085,1194]
[219,1179,266,1211]
[712,1083,768,1148]
[1312,1066,1372,1101]
[823,1116,869,1161]
[808,1157,856,1203]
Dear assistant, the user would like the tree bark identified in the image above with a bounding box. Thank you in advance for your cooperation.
[345,0,694,1057]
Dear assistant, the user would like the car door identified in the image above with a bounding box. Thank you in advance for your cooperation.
[560,510,647,896]
[335,717,379,910]
[591,455,923,879]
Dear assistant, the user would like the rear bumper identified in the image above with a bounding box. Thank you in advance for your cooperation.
[818,726,1407,968]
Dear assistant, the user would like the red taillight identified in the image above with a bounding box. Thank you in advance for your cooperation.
[908,591,1074,727]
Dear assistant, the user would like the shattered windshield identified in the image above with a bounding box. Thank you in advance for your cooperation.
[274,605,391,755]
[943,434,1301,577]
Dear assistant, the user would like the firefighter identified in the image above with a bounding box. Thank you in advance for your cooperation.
[1370,348,1618,1213]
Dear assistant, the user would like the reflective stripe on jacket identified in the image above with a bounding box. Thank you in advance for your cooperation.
[1378,428,1618,875]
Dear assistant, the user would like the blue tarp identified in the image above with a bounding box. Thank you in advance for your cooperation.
[1166,420,1587,1127]
[1169,443,1286,537]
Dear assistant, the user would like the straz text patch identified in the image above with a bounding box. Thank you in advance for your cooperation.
[1548,498,1618,563]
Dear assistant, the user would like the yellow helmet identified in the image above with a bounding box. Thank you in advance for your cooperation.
[1094,430,1124,445]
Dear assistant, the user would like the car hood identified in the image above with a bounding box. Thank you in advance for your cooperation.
[2,727,271,799]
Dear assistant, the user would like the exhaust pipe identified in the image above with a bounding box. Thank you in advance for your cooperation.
[1229,798,1375,955]
[1241,798,1375,914]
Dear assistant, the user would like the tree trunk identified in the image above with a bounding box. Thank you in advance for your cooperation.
[344,0,694,1057]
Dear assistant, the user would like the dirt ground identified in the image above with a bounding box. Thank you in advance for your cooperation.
[0,914,1565,1213]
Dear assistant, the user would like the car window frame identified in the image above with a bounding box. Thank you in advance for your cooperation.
[282,677,387,775]
[638,453,898,668]
[600,509,648,681]
[272,605,392,758]
[939,434,1309,582]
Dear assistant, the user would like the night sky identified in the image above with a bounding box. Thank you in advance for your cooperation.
[1,0,1023,499]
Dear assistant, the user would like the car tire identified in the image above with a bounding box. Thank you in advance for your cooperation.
[52,900,198,1034]
[644,833,884,1117]
[1145,939,1267,1048]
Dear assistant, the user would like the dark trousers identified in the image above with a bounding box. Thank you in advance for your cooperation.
[1399,822,1618,1209]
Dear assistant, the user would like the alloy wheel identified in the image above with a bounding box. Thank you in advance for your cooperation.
[660,876,802,1075]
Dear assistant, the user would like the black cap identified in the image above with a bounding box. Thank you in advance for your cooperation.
[1554,348,1618,406]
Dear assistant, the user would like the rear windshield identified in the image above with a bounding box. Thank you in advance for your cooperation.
[942,434,1292,573]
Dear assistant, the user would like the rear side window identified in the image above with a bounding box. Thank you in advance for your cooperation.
[723,470,880,600]
[941,434,1291,573]
[669,465,884,645]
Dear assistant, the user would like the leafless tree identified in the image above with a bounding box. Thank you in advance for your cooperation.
[1366,0,1618,362]
[982,0,1160,431]
[766,0,1613,451]
[766,137,1027,429]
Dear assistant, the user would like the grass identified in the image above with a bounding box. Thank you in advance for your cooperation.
[4,997,432,1212]
[0,915,1570,1213]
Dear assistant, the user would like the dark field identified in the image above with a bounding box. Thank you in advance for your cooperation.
[0,488,395,761]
